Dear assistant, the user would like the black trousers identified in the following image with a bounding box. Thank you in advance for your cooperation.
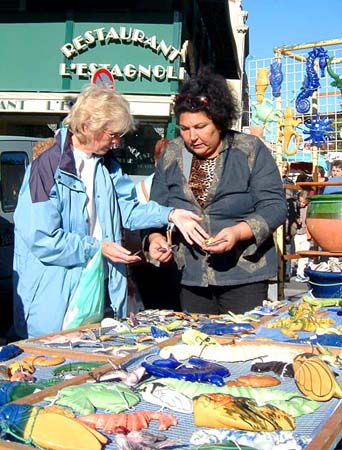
[180,281,268,315]
[130,261,181,311]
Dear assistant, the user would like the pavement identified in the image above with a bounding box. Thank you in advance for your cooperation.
[284,278,310,300]
[268,277,310,304]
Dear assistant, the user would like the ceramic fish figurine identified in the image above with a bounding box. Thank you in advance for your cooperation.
[293,353,342,401]
[91,365,146,386]
[150,326,170,342]
[251,361,294,378]
[182,329,220,346]
[140,382,193,413]
[193,393,295,431]
[159,342,301,363]
[37,331,85,344]
[20,355,65,367]
[115,430,181,450]
[46,382,140,415]
[0,403,107,450]
[0,380,59,406]
[52,361,105,377]
[77,410,177,433]
[142,356,230,386]
[0,344,22,362]
[199,322,254,336]
[251,98,282,131]
[190,429,305,450]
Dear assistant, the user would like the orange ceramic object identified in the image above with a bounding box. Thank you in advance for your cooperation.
[294,353,342,401]
[255,68,270,103]
[306,218,342,252]
[306,194,342,252]
[193,393,295,431]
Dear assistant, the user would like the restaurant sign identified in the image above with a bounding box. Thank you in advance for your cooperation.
[59,26,187,82]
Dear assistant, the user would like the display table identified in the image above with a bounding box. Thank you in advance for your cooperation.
[1,303,342,450]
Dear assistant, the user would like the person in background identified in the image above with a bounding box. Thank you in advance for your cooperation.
[136,138,170,203]
[294,190,311,282]
[323,160,342,194]
[147,67,287,315]
[32,138,56,160]
[309,165,328,195]
[281,160,292,185]
[13,84,207,338]
[296,171,313,194]
[281,161,298,281]
[131,138,181,311]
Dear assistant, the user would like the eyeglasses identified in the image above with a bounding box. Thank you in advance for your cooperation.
[104,130,125,140]
[174,94,209,110]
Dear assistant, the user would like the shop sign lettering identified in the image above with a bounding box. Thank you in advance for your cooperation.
[59,63,185,81]
[0,99,71,113]
[60,26,187,81]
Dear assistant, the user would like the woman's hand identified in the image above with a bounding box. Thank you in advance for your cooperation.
[201,223,254,254]
[169,209,209,246]
[101,241,142,264]
[149,233,174,262]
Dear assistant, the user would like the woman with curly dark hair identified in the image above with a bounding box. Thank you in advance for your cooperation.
[147,67,287,314]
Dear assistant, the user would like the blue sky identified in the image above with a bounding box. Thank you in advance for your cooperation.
[243,0,342,59]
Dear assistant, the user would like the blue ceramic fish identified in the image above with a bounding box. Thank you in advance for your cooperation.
[199,323,254,336]
[0,344,22,362]
[142,356,230,386]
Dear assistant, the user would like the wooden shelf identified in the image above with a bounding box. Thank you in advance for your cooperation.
[284,250,342,260]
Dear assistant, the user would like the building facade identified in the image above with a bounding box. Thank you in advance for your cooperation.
[0,0,248,178]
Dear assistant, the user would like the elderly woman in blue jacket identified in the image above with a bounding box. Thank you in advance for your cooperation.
[13,84,207,338]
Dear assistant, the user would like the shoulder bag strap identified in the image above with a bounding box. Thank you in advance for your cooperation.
[141,179,150,202]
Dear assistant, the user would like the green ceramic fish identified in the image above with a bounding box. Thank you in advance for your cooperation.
[46,382,139,415]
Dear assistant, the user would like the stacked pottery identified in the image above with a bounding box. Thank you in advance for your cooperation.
[306,194,342,252]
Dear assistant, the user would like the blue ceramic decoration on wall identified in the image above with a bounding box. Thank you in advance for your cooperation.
[295,47,329,114]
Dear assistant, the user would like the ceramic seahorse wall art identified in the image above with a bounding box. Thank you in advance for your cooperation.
[269,60,284,98]
[295,46,329,114]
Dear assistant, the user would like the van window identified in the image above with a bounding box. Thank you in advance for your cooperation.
[1,151,28,212]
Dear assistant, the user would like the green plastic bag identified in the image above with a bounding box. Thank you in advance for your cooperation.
[62,248,105,330]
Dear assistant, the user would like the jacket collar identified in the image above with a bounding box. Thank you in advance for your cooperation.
[57,129,77,176]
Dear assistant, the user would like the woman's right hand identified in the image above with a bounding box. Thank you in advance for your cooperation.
[101,241,142,264]
[149,233,173,262]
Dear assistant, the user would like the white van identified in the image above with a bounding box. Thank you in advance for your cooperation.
[0,136,38,337]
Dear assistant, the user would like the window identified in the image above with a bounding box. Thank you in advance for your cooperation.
[1,152,28,213]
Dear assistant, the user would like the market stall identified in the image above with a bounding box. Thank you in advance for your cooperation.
[2,300,342,449]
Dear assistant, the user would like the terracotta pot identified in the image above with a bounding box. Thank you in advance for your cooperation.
[306,194,342,252]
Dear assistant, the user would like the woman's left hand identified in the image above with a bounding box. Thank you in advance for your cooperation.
[201,223,254,254]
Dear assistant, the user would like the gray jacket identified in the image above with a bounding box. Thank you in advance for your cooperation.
[149,131,287,287]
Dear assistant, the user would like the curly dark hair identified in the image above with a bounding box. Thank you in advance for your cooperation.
[174,66,241,133]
